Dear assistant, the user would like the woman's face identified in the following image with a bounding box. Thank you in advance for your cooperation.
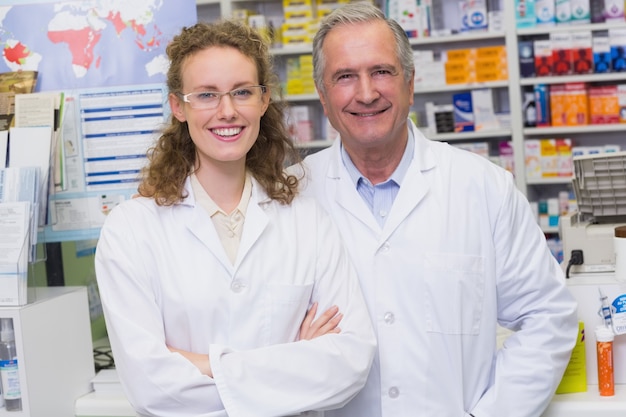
[169,46,269,172]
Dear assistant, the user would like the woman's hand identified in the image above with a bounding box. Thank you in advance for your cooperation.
[168,346,213,377]
[298,302,343,340]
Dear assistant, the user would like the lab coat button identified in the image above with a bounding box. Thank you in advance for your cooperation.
[231,281,244,293]
[388,386,399,398]
[384,312,395,324]
[380,242,390,253]
[379,209,388,218]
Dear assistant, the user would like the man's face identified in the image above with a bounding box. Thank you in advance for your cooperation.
[317,20,414,152]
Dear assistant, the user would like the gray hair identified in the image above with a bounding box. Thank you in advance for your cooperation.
[312,2,415,96]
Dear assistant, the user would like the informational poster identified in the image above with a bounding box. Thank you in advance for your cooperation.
[40,85,168,242]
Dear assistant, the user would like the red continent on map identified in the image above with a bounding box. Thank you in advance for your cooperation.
[48,28,102,69]
[3,41,31,65]
[105,11,161,51]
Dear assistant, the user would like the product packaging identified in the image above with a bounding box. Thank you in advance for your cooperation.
[595,325,615,396]
[453,92,475,132]
[556,321,587,393]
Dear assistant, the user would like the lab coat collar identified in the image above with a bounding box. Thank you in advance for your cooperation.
[181,175,271,273]
[326,119,435,238]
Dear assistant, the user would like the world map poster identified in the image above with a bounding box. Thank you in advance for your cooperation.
[0,0,197,91]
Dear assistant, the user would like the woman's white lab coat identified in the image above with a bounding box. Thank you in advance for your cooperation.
[94,176,376,417]
[294,120,579,417]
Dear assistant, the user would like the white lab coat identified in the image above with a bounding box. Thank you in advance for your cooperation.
[94,176,376,417]
[291,120,579,417]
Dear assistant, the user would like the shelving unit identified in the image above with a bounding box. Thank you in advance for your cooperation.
[195,1,626,207]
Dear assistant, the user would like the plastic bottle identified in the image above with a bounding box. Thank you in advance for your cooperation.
[595,325,615,396]
[0,318,21,411]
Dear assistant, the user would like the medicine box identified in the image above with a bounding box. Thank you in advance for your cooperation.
[604,0,624,22]
[534,39,553,76]
[549,82,588,126]
[540,139,559,177]
[534,84,551,127]
[471,88,500,131]
[515,0,537,28]
[570,0,591,24]
[609,28,626,72]
[525,139,542,179]
[555,0,571,25]
[519,40,536,77]
[551,32,573,75]
[572,31,593,74]
[460,0,488,32]
[590,0,606,22]
[536,0,556,25]
[588,85,619,124]
[453,92,475,132]
[592,35,612,73]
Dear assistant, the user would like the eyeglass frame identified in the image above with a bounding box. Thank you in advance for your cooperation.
[176,85,268,110]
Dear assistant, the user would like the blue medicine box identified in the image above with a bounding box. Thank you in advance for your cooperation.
[453,92,474,132]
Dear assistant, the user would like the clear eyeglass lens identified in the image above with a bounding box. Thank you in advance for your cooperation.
[183,86,265,109]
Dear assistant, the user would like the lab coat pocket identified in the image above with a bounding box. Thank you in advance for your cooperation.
[423,253,485,335]
[265,283,314,344]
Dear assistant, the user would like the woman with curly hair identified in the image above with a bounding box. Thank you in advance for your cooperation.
[94,20,375,417]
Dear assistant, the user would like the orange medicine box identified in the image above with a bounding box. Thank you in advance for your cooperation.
[550,83,588,126]
[588,85,619,124]
[445,48,477,61]
[476,45,506,59]
[445,71,477,84]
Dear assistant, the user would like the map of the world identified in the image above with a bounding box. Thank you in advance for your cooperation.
[0,0,197,91]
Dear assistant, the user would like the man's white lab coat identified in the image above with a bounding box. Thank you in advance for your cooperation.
[95,176,376,417]
[293,120,578,417]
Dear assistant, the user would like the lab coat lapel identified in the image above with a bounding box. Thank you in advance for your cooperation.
[236,179,269,267]
[186,202,233,272]
[382,126,435,238]
[327,143,381,232]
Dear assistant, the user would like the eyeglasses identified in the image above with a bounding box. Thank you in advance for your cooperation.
[178,85,267,110]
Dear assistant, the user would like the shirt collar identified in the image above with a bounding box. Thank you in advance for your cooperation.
[190,172,252,216]
[340,127,415,188]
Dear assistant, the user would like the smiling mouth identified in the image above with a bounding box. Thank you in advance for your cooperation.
[351,109,385,117]
[211,127,243,137]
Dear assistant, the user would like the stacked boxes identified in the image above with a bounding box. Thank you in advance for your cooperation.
[281,0,314,47]
[285,105,315,143]
[281,0,355,46]
[444,46,507,84]
[414,50,445,88]
[588,85,620,124]
[525,138,574,180]
[548,82,588,126]
[285,54,315,95]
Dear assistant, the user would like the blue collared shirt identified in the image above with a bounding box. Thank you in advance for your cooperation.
[341,128,414,227]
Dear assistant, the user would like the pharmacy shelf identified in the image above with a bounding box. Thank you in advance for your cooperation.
[526,177,573,185]
[422,129,512,142]
[414,80,509,94]
[196,0,626,203]
[271,45,313,56]
[517,21,626,36]
[524,124,626,136]
[541,226,559,234]
[520,72,626,86]
[295,140,335,149]
[409,31,505,46]
[285,93,319,102]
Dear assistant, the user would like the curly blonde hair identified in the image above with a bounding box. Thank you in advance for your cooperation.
[138,21,301,205]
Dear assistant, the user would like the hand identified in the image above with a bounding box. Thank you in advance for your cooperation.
[168,346,213,377]
[298,302,343,340]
